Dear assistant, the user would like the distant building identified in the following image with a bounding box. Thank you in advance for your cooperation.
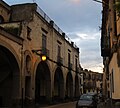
[82,69,103,94]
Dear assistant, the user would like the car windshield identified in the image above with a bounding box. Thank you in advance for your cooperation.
[80,94,93,101]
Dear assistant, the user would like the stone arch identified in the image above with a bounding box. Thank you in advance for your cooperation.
[0,39,20,66]
[66,72,73,100]
[0,45,20,107]
[35,61,51,104]
[53,67,64,101]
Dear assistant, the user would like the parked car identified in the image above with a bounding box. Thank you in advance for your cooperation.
[76,92,98,108]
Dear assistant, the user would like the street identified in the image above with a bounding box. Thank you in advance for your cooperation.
[23,100,120,108]
[40,101,77,108]
[36,101,110,108]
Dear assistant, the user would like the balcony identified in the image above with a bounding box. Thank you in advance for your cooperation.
[68,63,72,70]
[83,82,92,89]
[101,35,110,57]
[57,56,63,66]
[41,47,49,58]
[0,22,21,36]
[101,48,110,57]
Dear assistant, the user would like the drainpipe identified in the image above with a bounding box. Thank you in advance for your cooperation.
[110,73,112,107]
[21,46,24,108]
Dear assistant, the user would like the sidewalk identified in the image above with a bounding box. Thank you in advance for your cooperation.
[104,99,120,108]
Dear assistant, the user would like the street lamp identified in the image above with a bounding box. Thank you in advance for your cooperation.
[93,0,104,4]
[32,49,47,61]
[41,55,47,61]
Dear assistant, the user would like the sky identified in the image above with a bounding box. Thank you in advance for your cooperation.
[5,0,103,73]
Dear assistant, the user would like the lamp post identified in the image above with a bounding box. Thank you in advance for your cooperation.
[93,0,108,6]
[32,49,47,60]
[21,47,24,108]
[93,0,104,4]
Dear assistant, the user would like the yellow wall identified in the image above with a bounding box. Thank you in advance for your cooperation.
[109,53,120,99]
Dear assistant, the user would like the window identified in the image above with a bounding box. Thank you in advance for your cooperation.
[111,70,114,93]
[42,34,47,49]
[0,15,4,23]
[27,27,31,40]
[110,69,114,93]
[57,40,62,57]
[58,45,61,57]
[75,58,77,70]
[68,53,70,64]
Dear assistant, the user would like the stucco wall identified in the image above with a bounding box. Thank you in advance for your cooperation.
[109,53,120,99]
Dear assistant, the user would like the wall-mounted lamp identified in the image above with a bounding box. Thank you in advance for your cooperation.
[32,49,47,61]
[41,55,47,61]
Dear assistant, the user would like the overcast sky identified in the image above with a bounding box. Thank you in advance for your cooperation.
[5,0,103,73]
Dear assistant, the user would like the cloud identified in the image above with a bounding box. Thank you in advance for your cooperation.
[67,30,102,72]
[32,0,102,33]
[77,33,96,40]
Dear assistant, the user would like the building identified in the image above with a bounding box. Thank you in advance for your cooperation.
[0,0,82,107]
[101,0,120,102]
[82,69,103,94]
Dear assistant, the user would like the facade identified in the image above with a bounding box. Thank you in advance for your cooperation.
[101,0,120,102]
[82,69,103,94]
[0,0,82,107]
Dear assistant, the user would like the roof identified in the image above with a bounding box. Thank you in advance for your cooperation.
[0,0,11,11]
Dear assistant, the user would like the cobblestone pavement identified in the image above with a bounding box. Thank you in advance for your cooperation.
[10,100,120,108]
